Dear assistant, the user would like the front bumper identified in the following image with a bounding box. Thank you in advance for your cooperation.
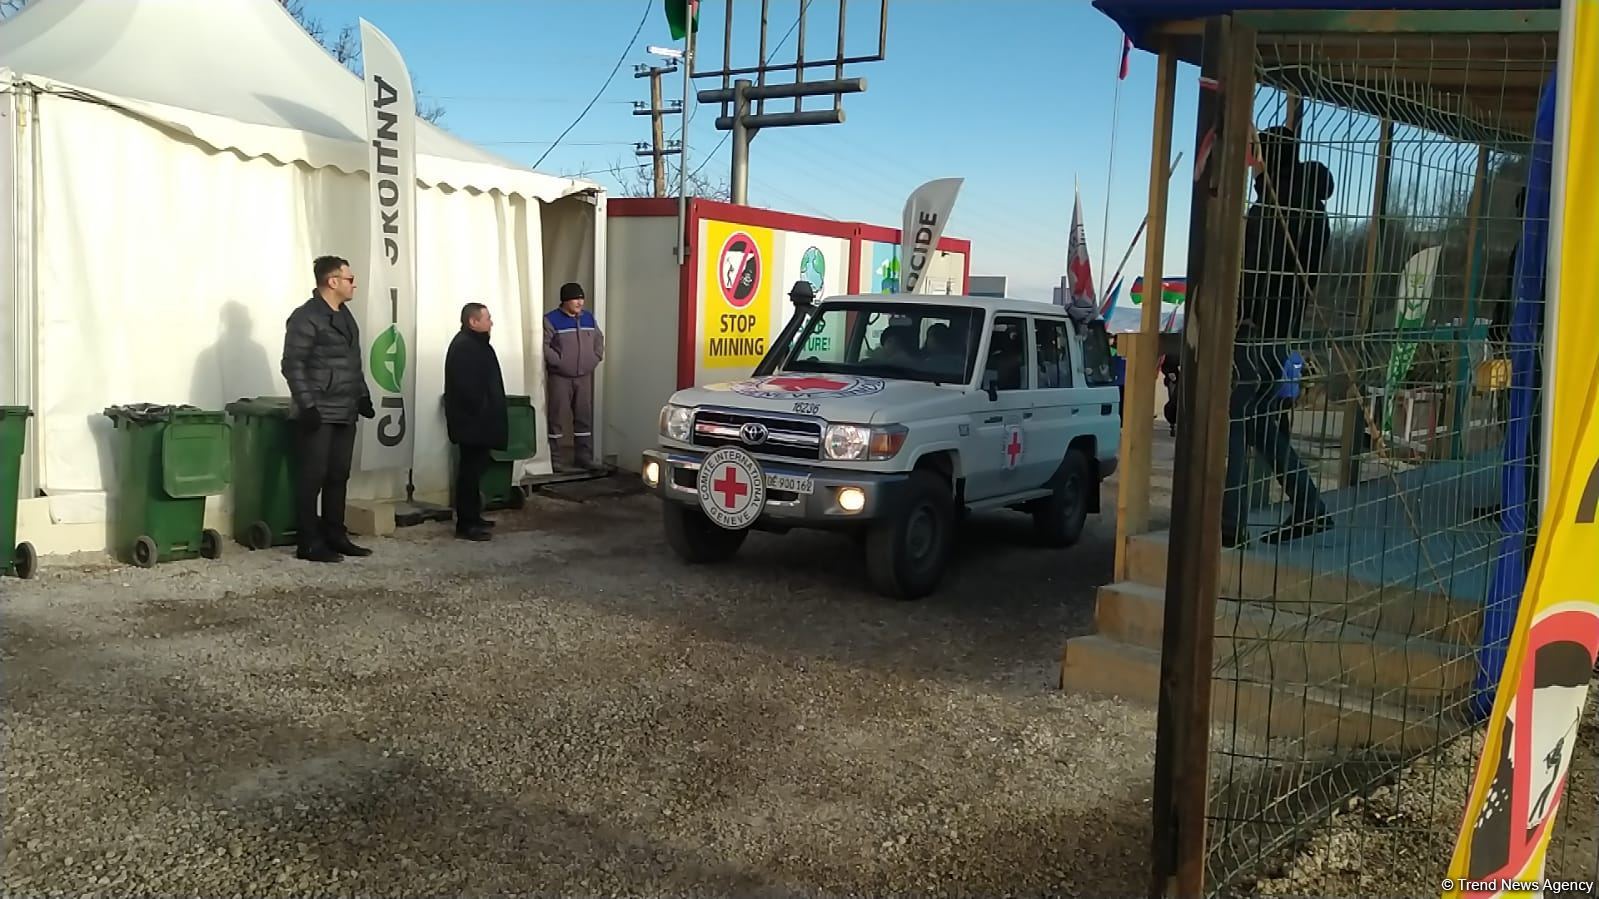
[640,448,911,525]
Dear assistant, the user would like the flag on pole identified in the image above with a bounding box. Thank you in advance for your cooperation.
[1119,35,1132,80]
[665,0,699,41]
[1065,183,1099,323]
[356,19,418,473]
[899,178,963,295]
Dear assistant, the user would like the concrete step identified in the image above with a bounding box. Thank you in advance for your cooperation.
[1094,581,1475,715]
[1123,532,1482,646]
[1059,635,1465,754]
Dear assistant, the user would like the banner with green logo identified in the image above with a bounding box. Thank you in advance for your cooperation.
[358,20,418,472]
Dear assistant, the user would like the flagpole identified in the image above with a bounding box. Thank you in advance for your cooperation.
[1099,40,1127,286]
[677,1,696,265]
[1102,151,1184,312]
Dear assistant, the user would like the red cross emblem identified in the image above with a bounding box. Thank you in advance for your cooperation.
[764,375,848,392]
[711,464,750,509]
[1004,428,1024,469]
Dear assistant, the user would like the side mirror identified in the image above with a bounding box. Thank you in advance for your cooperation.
[982,370,999,402]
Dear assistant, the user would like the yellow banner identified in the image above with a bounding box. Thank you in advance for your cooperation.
[1444,2,1599,894]
[699,219,775,374]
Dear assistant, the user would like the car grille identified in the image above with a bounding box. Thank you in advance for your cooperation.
[691,409,821,461]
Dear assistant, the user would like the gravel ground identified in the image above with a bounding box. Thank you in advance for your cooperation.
[1249,682,1599,897]
[2,466,1165,898]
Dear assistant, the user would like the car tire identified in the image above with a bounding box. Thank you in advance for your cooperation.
[662,501,747,564]
[865,470,955,601]
[1034,448,1092,548]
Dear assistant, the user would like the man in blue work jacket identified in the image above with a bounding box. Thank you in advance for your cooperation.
[542,282,604,472]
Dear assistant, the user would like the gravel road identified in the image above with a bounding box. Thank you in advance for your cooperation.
[2,471,1163,898]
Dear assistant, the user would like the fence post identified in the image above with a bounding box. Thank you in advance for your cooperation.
[1149,14,1257,899]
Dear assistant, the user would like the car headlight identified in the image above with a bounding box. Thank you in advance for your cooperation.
[659,404,693,442]
[822,423,908,461]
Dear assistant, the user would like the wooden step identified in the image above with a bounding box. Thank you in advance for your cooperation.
[1094,581,1475,714]
[1059,635,1466,754]
[1124,532,1482,646]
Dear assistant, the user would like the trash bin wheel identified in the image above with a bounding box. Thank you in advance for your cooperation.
[507,487,527,510]
[200,528,223,560]
[245,521,273,551]
[12,541,37,580]
[133,535,158,569]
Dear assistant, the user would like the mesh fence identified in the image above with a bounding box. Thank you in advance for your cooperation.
[1187,27,1592,896]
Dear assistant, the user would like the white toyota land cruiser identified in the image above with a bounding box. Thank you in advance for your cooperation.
[641,287,1122,600]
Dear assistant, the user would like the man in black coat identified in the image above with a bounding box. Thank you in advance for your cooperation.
[1220,126,1334,548]
[444,302,508,541]
[281,255,376,563]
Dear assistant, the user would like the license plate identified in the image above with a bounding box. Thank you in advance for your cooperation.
[765,473,814,495]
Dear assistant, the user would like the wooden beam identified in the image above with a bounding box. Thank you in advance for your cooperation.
[1149,15,1254,899]
[1441,144,1493,459]
[1235,8,1558,34]
[1113,47,1178,582]
[1174,20,1255,897]
[1357,119,1394,333]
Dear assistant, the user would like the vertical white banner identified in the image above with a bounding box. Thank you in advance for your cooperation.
[899,177,963,294]
[357,19,418,472]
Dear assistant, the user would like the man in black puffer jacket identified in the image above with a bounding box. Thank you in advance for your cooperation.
[281,255,376,563]
[444,302,508,541]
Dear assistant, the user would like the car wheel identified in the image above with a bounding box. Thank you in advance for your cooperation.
[1034,448,1092,547]
[865,470,955,601]
[662,501,747,564]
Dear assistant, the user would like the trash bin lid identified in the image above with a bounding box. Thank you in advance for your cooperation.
[0,406,32,419]
[103,403,215,422]
[224,396,295,419]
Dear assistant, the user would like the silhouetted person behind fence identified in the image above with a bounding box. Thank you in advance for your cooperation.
[1221,125,1334,548]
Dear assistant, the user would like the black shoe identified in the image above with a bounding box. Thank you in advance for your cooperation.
[455,528,491,542]
[468,517,496,529]
[329,537,372,557]
[1260,512,1334,545]
[296,546,343,563]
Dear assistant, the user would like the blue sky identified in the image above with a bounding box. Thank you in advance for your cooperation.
[298,0,1201,301]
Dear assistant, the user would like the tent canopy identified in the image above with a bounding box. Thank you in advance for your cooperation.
[0,0,597,201]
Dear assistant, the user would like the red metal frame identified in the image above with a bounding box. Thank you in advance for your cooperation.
[608,198,975,389]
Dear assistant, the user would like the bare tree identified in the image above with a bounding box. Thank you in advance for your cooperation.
[277,0,446,124]
[0,0,444,124]
[607,158,730,201]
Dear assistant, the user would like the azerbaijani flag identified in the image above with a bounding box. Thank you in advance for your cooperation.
[665,0,699,41]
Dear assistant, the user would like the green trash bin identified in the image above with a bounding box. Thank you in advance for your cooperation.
[445,394,537,513]
[0,406,37,579]
[224,396,299,550]
[483,394,538,510]
[103,404,231,568]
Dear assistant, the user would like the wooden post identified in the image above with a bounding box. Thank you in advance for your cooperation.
[1342,117,1393,487]
[1442,145,1492,457]
[1149,16,1255,899]
[1114,47,1179,581]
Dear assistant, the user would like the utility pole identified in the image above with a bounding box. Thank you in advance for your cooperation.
[632,62,683,198]
[692,0,889,205]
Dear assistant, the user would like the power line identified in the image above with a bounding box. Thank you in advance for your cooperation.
[532,0,653,170]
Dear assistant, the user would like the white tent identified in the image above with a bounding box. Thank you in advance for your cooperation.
[0,0,608,552]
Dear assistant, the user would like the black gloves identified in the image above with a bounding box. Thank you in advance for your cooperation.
[358,397,376,420]
[298,406,322,430]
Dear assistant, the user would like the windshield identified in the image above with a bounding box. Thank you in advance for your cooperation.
[781,301,986,385]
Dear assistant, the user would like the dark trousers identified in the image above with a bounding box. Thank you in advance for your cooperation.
[546,372,594,465]
[455,444,492,531]
[295,422,356,551]
[1221,342,1325,535]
